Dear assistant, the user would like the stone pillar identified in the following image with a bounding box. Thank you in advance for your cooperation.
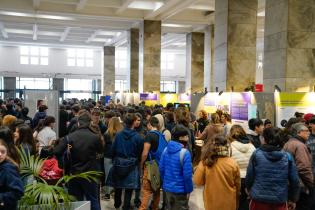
[185,32,205,93]
[127,28,139,92]
[204,25,214,92]
[264,0,315,92]
[52,78,64,98]
[97,79,102,92]
[139,20,161,93]
[178,81,186,93]
[214,0,257,91]
[4,77,16,98]
[102,46,115,95]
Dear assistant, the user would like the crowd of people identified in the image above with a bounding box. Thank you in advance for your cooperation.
[0,97,315,210]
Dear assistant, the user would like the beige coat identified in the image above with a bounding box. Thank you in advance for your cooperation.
[194,157,241,210]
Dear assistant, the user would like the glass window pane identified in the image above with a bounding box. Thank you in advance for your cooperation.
[86,59,93,67]
[30,47,39,56]
[40,57,48,65]
[30,57,39,65]
[161,62,166,70]
[77,58,84,67]
[167,53,174,61]
[20,56,29,64]
[40,47,49,56]
[76,49,85,58]
[120,61,126,68]
[85,50,93,58]
[68,49,75,57]
[67,58,75,66]
[167,62,174,69]
[20,46,29,55]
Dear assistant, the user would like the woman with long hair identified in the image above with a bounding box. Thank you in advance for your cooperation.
[0,126,19,164]
[197,113,224,144]
[35,116,56,153]
[14,124,36,156]
[103,117,123,199]
[194,135,241,210]
[229,125,256,210]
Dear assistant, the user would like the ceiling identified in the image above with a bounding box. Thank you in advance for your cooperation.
[0,0,214,48]
[0,0,265,50]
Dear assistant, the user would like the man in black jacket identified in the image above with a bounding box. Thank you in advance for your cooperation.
[54,111,104,210]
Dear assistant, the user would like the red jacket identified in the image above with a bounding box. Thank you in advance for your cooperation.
[40,158,63,181]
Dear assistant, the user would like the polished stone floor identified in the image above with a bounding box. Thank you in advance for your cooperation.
[101,187,205,210]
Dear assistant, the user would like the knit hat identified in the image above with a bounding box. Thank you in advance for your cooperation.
[304,113,314,123]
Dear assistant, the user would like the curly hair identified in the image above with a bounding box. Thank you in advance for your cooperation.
[201,135,229,167]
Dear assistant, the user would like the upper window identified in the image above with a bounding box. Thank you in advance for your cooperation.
[115,80,127,92]
[65,79,92,91]
[161,52,175,71]
[67,49,94,67]
[115,48,127,69]
[20,46,49,65]
[16,77,51,89]
[160,80,176,93]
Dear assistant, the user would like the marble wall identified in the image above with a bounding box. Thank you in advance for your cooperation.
[139,20,161,93]
[4,77,16,98]
[214,0,257,91]
[103,46,115,95]
[127,28,139,92]
[52,78,64,97]
[264,0,315,92]
[186,32,205,93]
[204,25,214,92]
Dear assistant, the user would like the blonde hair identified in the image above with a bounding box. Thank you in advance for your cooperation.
[106,117,123,141]
[2,115,17,127]
[211,113,221,124]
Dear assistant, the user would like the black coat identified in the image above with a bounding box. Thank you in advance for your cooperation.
[54,127,103,174]
[59,110,69,138]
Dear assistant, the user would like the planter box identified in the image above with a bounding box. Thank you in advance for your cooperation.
[19,201,90,210]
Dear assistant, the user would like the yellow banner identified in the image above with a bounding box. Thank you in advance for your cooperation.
[276,92,315,107]
[160,94,178,107]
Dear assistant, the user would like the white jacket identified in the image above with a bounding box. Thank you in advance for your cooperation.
[231,140,256,178]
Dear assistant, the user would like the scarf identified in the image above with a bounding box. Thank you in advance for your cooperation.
[213,145,230,157]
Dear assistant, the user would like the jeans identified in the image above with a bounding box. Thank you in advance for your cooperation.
[104,157,113,194]
[114,188,133,210]
[296,190,314,210]
[68,178,101,210]
[238,178,249,210]
[165,192,189,210]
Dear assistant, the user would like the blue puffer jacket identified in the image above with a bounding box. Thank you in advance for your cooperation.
[246,145,300,203]
[159,140,193,194]
[0,161,24,210]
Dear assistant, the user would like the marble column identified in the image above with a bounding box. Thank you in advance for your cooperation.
[178,81,186,94]
[127,28,139,92]
[102,46,115,95]
[4,77,16,98]
[214,0,257,91]
[186,32,205,93]
[139,20,161,93]
[204,25,214,92]
[52,78,64,98]
[264,0,315,92]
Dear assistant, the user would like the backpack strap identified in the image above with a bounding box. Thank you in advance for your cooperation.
[180,148,187,167]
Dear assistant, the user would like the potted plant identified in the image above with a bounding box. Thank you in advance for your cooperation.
[17,148,102,210]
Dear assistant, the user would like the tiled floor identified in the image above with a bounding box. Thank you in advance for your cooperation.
[101,187,205,210]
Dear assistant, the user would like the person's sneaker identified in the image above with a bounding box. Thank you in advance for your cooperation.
[104,194,110,200]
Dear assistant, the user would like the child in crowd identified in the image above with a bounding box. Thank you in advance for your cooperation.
[159,125,193,210]
[39,146,63,185]
[0,139,24,210]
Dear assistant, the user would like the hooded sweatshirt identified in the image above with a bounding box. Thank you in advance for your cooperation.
[231,136,256,178]
[154,114,171,141]
[159,140,193,194]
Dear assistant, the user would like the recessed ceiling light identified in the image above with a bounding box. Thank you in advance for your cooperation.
[128,1,164,11]
[258,11,265,17]
[162,23,191,28]
[0,10,75,20]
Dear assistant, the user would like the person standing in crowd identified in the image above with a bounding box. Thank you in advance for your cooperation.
[229,125,255,210]
[263,119,272,129]
[247,118,264,148]
[32,105,48,128]
[221,113,232,137]
[197,113,224,144]
[104,110,116,131]
[0,139,24,210]
[0,126,19,165]
[58,105,69,138]
[154,113,171,141]
[284,123,314,210]
[307,117,315,174]
[91,108,106,134]
[139,116,167,210]
[194,135,240,210]
[197,110,209,134]
[2,115,17,130]
[159,125,193,210]
[103,117,123,200]
[246,128,300,210]
[54,111,104,210]
[67,104,80,133]
[5,103,17,117]
[35,116,56,153]
[13,124,36,156]
[20,107,33,128]
[164,111,176,133]
[110,113,143,210]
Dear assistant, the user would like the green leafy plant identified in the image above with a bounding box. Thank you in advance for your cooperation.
[17,147,102,210]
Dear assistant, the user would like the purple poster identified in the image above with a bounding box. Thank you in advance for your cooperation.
[140,93,158,101]
[179,94,191,102]
[230,93,251,121]
[204,93,215,106]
